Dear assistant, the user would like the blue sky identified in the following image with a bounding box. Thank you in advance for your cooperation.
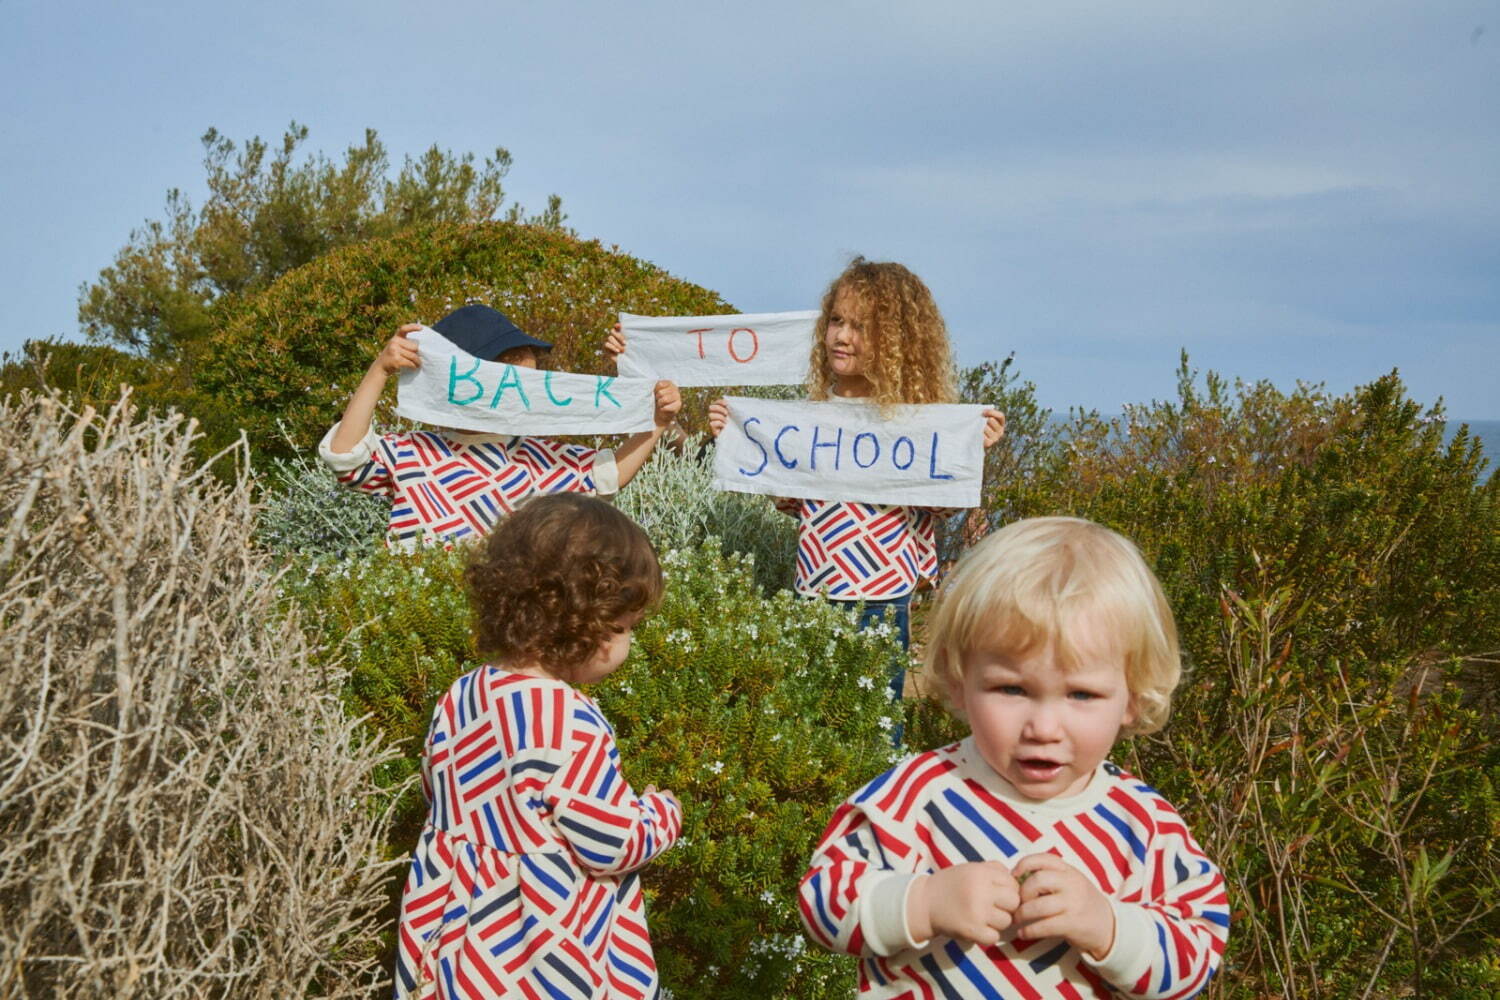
[2,0,1497,417]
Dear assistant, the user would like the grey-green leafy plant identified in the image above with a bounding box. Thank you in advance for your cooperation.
[615,442,797,593]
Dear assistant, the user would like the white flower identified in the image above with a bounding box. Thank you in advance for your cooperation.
[857,676,875,690]
[707,760,724,774]
[760,890,777,905]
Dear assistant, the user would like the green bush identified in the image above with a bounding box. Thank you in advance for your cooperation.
[614,445,797,593]
[990,358,1500,997]
[281,539,902,999]
[257,444,388,559]
[196,221,736,463]
[597,544,904,999]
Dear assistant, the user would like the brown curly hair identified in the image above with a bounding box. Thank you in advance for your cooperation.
[465,494,663,680]
[807,257,958,410]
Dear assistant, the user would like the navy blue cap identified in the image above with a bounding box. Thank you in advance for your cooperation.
[431,304,552,360]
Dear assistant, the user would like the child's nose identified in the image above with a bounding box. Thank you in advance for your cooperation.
[1022,703,1064,741]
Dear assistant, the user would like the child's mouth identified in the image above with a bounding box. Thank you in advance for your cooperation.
[1016,758,1065,780]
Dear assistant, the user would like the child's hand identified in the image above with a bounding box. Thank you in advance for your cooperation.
[643,784,681,814]
[1011,853,1115,959]
[982,408,1007,449]
[375,325,423,377]
[707,398,729,438]
[908,861,1020,946]
[652,380,681,428]
[603,323,626,359]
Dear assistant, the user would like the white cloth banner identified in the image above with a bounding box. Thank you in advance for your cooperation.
[395,327,656,435]
[712,398,988,507]
[616,310,816,387]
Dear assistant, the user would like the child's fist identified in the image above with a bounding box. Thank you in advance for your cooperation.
[707,398,729,438]
[603,323,626,359]
[1011,853,1115,959]
[982,408,1007,449]
[653,381,681,428]
[376,325,423,376]
[910,861,1020,946]
[642,784,681,815]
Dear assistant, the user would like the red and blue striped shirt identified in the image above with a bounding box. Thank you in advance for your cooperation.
[800,738,1229,999]
[320,424,617,549]
[395,669,680,1000]
[793,500,943,600]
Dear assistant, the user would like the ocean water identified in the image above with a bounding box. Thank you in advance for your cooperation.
[1041,416,1498,477]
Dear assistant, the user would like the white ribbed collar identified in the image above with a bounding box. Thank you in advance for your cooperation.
[951,735,1115,817]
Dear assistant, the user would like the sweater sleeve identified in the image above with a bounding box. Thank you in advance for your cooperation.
[317,422,395,497]
[543,697,680,876]
[1083,798,1231,998]
[798,780,928,958]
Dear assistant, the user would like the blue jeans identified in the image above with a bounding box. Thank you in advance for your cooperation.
[849,592,911,746]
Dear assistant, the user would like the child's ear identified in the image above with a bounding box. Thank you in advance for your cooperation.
[945,674,967,719]
[1122,693,1139,730]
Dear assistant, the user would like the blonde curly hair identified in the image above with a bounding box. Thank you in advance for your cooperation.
[924,517,1182,735]
[807,257,958,410]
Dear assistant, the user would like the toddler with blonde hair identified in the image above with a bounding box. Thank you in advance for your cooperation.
[799,516,1229,998]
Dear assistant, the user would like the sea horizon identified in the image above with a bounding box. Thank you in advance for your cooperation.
[1038,414,1498,475]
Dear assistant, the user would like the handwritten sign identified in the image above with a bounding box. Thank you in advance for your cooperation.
[712,398,987,507]
[616,310,816,387]
[395,327,656,435]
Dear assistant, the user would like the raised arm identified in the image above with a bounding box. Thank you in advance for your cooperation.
[329,324,422,454]
[613,381,681,488]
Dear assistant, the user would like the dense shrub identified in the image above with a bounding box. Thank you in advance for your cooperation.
[257,443,388,559]
[283,538,903,1000]
[0,390,400,999]
[614,443,798,593]
[968,359,1500,998]
[195,221,736,463]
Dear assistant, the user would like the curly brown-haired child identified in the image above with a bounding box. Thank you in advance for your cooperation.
[393,493,682,999]
[705,258,1004,693]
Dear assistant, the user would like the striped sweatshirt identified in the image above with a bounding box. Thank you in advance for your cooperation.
[799,738,1229,999]
[320,423,617,549]
[793,500,943,600]
[395,670,680,1000]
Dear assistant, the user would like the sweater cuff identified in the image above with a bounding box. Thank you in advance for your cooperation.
[592,448,619,498]
[318,422,379,472]
[858,872,925,956]
[1081,900,1156,988]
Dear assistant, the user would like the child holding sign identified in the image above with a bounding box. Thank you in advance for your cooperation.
[394,493,682,999]
[798,517,1229,998]
[701,259,1004,694]
[321,304,680,549]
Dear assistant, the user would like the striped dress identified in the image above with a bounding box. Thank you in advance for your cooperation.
[799,738,1229,999]
[319,424,617,549]
[395,670,681,1000]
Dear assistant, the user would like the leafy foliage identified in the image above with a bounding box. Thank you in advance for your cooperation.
[80,123,566,357]
[614,443,797,593]
[256,443,388,559]
[281,539,902,1000]
[981,356,1500,997]
[195,220,735,464]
